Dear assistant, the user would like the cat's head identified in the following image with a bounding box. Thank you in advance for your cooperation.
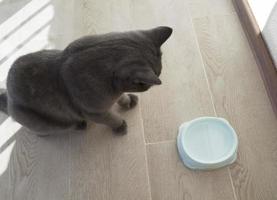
[112,26,172,92]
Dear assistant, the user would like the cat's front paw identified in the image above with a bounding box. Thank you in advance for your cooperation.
[112,120,127,135]
[128,94,138,109]
[118,94,138,110]
[75,120,87,130]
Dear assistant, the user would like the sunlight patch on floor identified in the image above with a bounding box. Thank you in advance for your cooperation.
[0,117,21,175]
[0,141,15,175]
[0,5,54,61]
[0,0,50,41]
[0,24,51,82]
[0,0,54,82]
[0,0,53,167]
[0,117,21,148]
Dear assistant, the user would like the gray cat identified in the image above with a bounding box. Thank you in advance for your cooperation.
[0,26,172,136]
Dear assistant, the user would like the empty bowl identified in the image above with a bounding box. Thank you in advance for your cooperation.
[177,117,238,170]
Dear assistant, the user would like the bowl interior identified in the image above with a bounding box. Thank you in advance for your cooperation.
[183,118,236,163]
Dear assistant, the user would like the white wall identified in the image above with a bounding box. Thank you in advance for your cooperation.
[248,0,277,69]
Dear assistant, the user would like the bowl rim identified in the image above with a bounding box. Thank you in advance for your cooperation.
[179,117,238,165]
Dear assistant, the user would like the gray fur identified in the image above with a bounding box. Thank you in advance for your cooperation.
[0,26,172,136]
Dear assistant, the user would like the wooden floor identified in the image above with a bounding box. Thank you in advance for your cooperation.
[0,0,277,199]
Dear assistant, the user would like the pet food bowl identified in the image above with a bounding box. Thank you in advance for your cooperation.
[177,117,238,170]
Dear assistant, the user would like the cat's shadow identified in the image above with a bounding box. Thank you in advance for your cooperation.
[0,122,112,199]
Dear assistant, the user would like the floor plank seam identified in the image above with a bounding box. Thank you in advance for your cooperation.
[8,145,11,200]
[69,134,72,199]
[146,140,175,146]
[191,13,236,20]
[228,167,238,200]
[185,3,238,200]
[138,102,153,200]
[188,27,217,116]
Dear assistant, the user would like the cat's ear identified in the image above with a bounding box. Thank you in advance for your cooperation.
[133,69,161,86]
[144,26,173,47]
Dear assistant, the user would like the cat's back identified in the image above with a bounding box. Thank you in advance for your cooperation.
[8,49,61,74]
[7,49,62,104]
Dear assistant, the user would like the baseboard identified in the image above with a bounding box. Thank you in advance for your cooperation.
[232,0,277,117]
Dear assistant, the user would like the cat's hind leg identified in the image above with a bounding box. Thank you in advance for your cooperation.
[117,93,138,110]
[8,103,77,136]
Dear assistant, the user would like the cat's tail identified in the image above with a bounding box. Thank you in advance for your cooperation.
[0,89,8,114]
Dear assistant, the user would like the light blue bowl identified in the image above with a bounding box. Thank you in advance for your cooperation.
[177,117,238,170]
